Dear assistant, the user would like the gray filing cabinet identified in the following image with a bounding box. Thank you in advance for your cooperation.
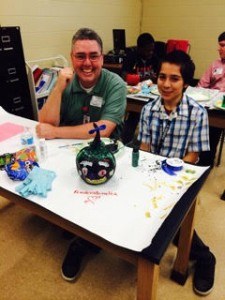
[0,26,34,119]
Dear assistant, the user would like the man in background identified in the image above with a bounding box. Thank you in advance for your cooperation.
[138,50,216,296]
[122,32,159,82]
[121,33,160,145]
[197,31,225,167]
[36,27,126,282]
[198,31,225,91]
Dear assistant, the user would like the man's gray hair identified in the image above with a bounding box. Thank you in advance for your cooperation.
[72,28,103,52]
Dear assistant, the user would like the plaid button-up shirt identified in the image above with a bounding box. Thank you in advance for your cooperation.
[138,94,210,159]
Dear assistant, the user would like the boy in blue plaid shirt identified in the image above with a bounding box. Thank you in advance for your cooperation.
[138,51,209,162]
[138,50,215,296]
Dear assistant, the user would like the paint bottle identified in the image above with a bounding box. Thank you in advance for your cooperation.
[132,145,139,167]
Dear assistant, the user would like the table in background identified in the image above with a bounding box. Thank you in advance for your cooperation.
[103,62,122,76]
[127,86,225,126]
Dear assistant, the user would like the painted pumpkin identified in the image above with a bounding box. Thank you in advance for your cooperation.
[76,123,116,185]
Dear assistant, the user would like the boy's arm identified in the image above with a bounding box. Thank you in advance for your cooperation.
[140,143,199,164]
[183,152,199,164]
[140,142,150,152]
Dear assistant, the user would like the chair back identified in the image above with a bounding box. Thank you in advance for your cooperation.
[154,41,166,59]
[166,39,190,53]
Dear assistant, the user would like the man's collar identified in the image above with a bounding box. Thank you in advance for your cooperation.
[72,73,102,94]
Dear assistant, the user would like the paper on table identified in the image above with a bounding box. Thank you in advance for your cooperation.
[185,87,221,106]
[0,108,209,252]
[0,145,209,252]
[0,122,24,142]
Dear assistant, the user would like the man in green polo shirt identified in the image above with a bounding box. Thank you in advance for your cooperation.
[36,28,126,140]
[36,28,126,282]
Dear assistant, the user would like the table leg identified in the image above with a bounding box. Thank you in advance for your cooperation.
[137,256,159,300]
[216,129,225,166]
[171,199,197,285]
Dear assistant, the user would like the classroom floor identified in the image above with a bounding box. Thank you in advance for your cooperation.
[0,149,224,300]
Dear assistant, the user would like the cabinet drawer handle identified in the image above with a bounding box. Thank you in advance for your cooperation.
[14,106,24,111]
[1,35,10,43]
[8,67,17,75]
[13,96,22,104]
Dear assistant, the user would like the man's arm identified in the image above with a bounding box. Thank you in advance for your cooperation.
[197,64,213,88]
[38,67,74,126]
[36,119,116,139]
[37,69,126,140]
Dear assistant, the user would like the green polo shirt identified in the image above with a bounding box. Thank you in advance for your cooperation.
[60,69,126,138]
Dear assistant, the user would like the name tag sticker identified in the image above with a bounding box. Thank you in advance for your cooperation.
[90,96,103,107]
[213,68,223,75]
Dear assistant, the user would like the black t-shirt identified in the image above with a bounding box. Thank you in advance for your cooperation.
[122,49,160,82]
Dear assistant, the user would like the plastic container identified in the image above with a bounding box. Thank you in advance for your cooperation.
[38,138,48,161]
[21,127,34,146]
[126,74,140,86]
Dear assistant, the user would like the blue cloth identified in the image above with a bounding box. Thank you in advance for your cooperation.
[15,166,56,198]
[5,159,39,181]
[141,84,151,94]
[137,94,210,158]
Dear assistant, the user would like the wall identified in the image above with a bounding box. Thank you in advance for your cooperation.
[0,0,141,65]
[1,0,224,77]
[141,0,225,78]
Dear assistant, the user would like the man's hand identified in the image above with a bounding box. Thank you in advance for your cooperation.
[38,67,74,126]
[36,123,57,139]
[56,67,74,93]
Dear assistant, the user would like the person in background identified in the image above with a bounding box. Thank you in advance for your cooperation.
[138,50,216,296]
[197,31,225,167]
[122,32,159,82]
[36,28,126,282]
[121,33,160,145]
[198,32,225,91]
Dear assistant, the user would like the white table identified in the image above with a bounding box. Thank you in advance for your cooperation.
[0,107,210,299]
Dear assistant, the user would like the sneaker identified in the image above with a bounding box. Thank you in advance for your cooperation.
[193,252,216,296]
[61,240,87,281]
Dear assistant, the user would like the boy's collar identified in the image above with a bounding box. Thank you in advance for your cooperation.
[161,98,182,111]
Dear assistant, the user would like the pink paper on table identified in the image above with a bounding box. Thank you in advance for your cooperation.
[0,122,24,142]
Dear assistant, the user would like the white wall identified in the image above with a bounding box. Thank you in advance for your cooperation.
[0,0,141,64]
[141,0,225,78]
[1,0,224,77]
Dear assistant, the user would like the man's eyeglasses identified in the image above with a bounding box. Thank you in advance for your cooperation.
[73,53,102,62]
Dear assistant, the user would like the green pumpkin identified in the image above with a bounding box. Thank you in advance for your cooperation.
[76,123,116,185]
